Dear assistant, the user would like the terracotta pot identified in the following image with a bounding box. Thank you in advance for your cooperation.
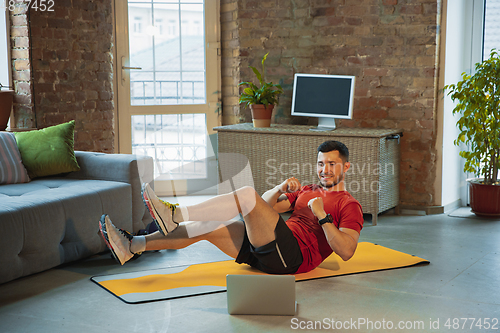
[250,104,274,128]
[0,90,14,131]
[469,179,500,217]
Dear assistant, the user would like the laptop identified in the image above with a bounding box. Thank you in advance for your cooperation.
[226,274,297,315]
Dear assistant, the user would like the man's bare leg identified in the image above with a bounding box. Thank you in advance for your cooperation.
[100,186,280,265]
[169,186,281,248]
[144,220,245,259]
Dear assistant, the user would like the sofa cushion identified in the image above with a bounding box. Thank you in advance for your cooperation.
[0,132,30,185]
[14,120,80,179]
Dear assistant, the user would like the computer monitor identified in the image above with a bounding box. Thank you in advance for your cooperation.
[291,73,356,131]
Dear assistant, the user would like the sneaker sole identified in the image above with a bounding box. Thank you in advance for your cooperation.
[141,184,166,235]
[98,215,122,265]
[141,183,178,235]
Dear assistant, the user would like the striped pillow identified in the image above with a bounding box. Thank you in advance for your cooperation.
[0,132,30,184]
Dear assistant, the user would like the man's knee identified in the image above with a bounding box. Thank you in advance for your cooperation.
[237,185,256,196]
[235,186,258,215]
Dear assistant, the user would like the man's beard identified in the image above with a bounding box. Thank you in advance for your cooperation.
[319,173,344,188]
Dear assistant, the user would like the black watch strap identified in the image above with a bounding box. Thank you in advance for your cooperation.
[318,214,333,226]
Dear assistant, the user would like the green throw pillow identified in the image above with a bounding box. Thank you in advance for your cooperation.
[14,120,80,178]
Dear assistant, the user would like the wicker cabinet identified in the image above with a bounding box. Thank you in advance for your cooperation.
[214,123,402,225]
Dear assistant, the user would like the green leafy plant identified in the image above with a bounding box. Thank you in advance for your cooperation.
[238,53,283,108]
[444,49,500,185]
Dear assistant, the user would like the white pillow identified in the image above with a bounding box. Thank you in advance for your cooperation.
[0,132,30,184]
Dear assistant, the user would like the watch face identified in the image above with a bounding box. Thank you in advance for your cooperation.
[319,214,332,225]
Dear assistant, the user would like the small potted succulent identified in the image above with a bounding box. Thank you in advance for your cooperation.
[444,49,500,217]
[239,53,283,128]
[0,83,14,131]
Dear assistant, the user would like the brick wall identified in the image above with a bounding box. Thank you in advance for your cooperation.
[222,0,440,207]
[8,0,441,207]
[221,0,241,125]
[10,5,35,129]
[10,0,114,152]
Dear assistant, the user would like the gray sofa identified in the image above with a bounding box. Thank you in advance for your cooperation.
[0,151,154,284]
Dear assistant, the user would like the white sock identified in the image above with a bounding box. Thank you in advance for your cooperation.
[130,235,146,254]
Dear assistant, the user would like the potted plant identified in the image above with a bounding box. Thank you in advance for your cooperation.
[239,53,283,127]
[0,83,14,131]
[444,49,500,217]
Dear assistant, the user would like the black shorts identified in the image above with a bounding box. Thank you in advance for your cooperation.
[235,216,303,274]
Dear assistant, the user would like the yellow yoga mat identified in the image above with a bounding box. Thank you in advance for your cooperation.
[91,242,429,303]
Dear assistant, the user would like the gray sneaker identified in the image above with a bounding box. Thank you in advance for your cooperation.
[99,214,134,265]
[141,183,179,235]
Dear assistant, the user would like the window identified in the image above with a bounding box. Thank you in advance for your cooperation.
[131,114,208,179]
[128,2,206,105]
[116,0,220,192]
[168,20,177,36]
[193,20,201,35]
[155,18,164,35]
[483,0,500,59]
[0,11,11,89]
[133,16,142,34]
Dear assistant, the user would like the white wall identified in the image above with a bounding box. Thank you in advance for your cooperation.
[438,0,484,209]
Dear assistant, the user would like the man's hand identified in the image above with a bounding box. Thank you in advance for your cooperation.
[262,177,300,212]
[307,197,327,220]
[278,177,301,193]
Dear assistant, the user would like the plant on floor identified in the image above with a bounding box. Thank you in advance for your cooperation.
[444,49,500,216]
[444,49,500,185]
[238,53,283,127]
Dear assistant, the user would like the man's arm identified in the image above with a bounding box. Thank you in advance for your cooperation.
[322,225,359,261]
[261,177,301,213]
[307,197,359,261]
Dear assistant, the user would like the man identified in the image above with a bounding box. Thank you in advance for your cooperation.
[99,140,363,274]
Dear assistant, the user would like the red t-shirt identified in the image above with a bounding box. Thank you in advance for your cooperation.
[284,184,363,274]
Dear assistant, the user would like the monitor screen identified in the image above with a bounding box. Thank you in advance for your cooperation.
[291,74,355,120]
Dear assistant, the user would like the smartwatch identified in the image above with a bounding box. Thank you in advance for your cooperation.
[318,214,333,226]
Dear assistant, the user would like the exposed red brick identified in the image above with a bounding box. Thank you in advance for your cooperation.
[345,17,363,26]
[400,5,424,15]
[379,98,398,108]
[9,1,114,153]
[311,7,335,17]
[7,0,441,206]
[363,68,389,76]
[357,97,379,108]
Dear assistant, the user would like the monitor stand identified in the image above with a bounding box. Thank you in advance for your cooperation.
[309,117,336,131]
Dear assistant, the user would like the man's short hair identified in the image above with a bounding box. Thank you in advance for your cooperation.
[317,140,349,162]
